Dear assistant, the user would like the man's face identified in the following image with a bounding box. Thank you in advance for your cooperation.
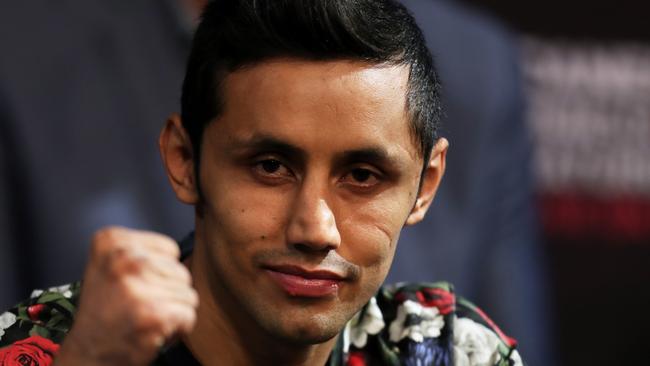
[184,59,440,344]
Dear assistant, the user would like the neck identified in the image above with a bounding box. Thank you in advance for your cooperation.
[183,233,338,366]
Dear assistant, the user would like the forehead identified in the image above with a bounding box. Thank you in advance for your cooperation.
[214,59,420,162]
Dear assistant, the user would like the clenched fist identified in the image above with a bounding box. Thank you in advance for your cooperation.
[53,227,198,366]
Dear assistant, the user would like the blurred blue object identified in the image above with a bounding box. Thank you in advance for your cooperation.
[389,1,555,364]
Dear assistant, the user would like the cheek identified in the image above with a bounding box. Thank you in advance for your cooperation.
[203,177,291,252]
[337,195,410,270]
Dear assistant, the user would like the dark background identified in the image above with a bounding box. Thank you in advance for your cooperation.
[461,0,650,41]
[458,1,650,364]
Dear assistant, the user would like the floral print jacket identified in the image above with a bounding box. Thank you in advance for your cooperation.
[0,282,523,365]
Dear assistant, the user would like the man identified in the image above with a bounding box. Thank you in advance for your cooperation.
[0,1,523,365]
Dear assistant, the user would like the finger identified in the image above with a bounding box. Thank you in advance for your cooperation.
[92,227,181,260]
[134,302,197,343]
[119,229,181,259]
[166,302,197,336]
[133,279,200,308]
[133,252,193,285]
[95,243,188,283]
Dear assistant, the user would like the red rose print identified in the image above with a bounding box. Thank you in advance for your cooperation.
[0,336,59,366]
[26,305,47,322]
[346,351,366,366]
[416,288,455,315]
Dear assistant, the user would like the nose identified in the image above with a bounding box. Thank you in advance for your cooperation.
[286,187,341,252]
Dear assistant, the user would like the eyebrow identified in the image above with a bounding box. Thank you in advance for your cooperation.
[230,134,402,170]
[231,135,305,160]
[333,147,401,171]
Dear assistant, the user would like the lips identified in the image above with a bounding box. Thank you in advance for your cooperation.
[264,265,344,298]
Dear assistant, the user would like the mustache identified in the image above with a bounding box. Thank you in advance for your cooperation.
[252,249,361,280]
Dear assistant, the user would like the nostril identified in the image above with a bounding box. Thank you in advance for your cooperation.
[293,242,331,252]
[294,243,312,252]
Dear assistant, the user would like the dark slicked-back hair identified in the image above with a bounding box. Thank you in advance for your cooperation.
[181,0,442,167]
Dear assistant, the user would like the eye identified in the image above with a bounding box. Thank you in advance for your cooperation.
[252,158,293,181]
[261,159,282,174]
[341,167,381,189]
[351,168,372,182]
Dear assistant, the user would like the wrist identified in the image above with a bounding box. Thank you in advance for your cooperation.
[52,332,105,366]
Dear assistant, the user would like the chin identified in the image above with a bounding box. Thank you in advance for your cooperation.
[257,305,349,345]
[275,322,341,345]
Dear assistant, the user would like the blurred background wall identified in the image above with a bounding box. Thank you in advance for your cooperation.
[456,0,650,365]
[0,0,197,307]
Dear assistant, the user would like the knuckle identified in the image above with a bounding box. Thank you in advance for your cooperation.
[132,303,165,332]
[145,232,180,258]
[103,247,126,278]
[94,226,124,242]
[168,243,181,258]
[114,277,143,305]
[166,305,196,333]
[188,288,199,307]
[175,264,193,284]
[105,248,146,279]
[185,306,197,326]
[91,227,125,258]
[157,237,181,258]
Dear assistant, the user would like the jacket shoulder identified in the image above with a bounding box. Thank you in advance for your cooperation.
[343,282,524,365]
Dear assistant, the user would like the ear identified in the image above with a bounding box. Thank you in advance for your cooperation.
[405,138,449,226]
[159,114,200,205]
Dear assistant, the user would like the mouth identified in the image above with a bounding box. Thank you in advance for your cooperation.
[263,265,345,298]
